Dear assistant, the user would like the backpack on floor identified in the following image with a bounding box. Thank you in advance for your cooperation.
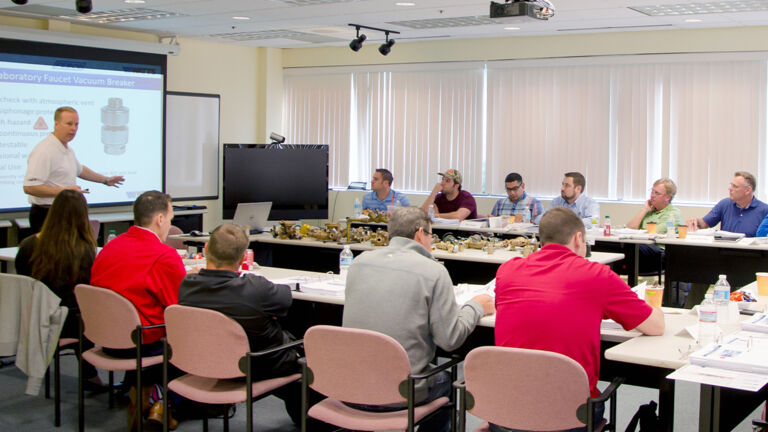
[625,400,660,432]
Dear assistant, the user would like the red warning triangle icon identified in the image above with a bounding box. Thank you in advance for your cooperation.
[33,117,48,130]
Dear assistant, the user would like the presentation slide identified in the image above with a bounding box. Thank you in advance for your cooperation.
[0,53,164,211]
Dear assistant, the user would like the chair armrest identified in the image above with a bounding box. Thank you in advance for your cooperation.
[453,379,466,391]
[589,377,624,404]
[410,356,462,380]
[130,323,166,346]
[246,339,304,358]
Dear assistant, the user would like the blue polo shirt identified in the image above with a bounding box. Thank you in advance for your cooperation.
[361,189,410,213]
[702,197,768,237]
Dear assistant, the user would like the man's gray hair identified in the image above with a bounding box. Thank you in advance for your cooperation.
[388,207,431,240]
[735,171,757,192]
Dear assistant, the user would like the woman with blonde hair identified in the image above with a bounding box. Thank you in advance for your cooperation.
[16,189,105,390]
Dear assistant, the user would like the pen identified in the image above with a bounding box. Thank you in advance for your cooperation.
[702,344,721,357]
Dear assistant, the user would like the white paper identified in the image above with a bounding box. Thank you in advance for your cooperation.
[668,364,768,392]
[455,279,495,305]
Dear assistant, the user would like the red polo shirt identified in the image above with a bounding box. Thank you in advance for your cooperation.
[494,243,652,396]
[91,226,185,344]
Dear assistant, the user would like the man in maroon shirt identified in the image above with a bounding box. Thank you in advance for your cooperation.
[421,169,478,220]
[493,207,664,432]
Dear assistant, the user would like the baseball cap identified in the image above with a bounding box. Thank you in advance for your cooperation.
[438,169,462,185]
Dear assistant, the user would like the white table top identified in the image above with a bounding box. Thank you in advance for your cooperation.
[255,265,640,340]
[0,247,16,262]
[0,220,11,229]
[238,233,624,265]
[604,309,764,370]
[656,237,768,251]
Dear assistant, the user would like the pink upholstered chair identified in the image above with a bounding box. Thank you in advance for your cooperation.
[300,325,459,432]
[162,304,303,432]
[457,346,623,432]
[74,284,165,432]
[164,225,186,250]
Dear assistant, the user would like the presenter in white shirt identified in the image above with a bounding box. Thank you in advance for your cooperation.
[23,106,125,233]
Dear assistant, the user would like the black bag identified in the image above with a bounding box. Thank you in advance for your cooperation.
[625,400,660,432]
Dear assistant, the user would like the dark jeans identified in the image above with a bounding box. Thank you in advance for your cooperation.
[637,244,664,275]
[345,369,452,432]
[29,204,49,234]
[489,401,605,432]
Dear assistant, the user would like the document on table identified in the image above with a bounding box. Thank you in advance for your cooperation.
[688,331,768,374]
[455,279,495,305]
[668,364,768,392]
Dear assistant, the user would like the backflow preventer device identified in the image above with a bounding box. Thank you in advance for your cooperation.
[101,98,129,155]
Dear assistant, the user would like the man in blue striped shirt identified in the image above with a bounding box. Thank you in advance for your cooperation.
[362,168,411,213]
[489,172,543,223]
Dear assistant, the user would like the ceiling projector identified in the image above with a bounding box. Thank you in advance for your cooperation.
[490,0,555,21]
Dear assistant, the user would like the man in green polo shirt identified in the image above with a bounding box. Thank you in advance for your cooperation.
[625,178,683,274]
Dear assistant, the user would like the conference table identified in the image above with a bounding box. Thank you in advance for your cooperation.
[657,237,768,306]
[175,232,624,285]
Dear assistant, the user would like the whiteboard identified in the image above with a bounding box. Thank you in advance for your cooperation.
[165,92,220,200]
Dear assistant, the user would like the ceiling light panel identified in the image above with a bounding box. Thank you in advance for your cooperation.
[270,0,361,5]
[209,29,344,43]
[388,15,497,29]
[630,1,768,16]
[59,7,185,23]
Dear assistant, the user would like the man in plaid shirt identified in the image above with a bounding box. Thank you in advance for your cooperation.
[489,172,543,223]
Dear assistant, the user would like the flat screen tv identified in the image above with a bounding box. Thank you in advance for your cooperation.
[223,144,329,220]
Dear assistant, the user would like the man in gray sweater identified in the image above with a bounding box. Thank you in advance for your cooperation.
[343,206,495,432]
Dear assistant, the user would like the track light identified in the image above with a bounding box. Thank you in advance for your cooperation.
[10,0,28,4]
[379,33,395,56]
[76,0,92,13]
[348,23,400,55]
[349,27,366,52]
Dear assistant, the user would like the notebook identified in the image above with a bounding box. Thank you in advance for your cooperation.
[232,202,272,233]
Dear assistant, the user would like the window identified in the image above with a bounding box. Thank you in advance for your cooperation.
[283,52,768,203]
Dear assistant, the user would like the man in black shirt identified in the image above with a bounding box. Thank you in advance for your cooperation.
[178,223,303,423]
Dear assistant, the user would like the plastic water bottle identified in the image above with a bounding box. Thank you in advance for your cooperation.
[427,204,435,220]
[603,216,611,237]
[106,229,117,243]
[713,274,731,323]
[339,245,353,279]
[523,208,531,223]
[353,198,362,218]
[698,294,718,346]
[591,216,600,231]
[666,215,675,238]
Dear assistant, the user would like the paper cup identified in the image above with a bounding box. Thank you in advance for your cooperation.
[677,224,688,239]
[757,272,768,296]
[645,286,664,308]
[646,222,657,234]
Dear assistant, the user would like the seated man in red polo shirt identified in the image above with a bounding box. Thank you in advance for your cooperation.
[494,207,665,432]
[91,190,186,429]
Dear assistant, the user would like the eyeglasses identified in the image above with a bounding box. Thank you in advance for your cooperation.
[649,189,665,197]
[505,185,522,192]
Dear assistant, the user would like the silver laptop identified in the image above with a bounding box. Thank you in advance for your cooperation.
[233,202,272,233]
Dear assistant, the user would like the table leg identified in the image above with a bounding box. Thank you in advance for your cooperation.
[659,377,675,432]
[627,244,639,287]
